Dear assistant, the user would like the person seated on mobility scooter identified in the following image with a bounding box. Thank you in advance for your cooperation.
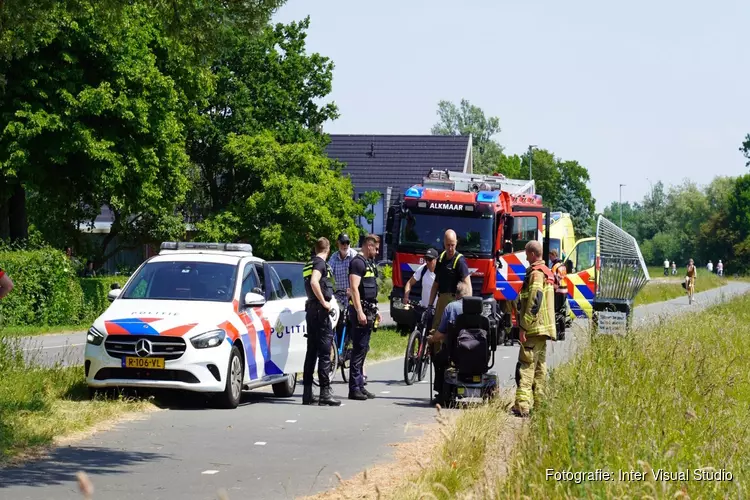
[428,283,498,407]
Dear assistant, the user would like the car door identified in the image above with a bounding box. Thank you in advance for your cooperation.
[564,237,597,319]
[234,261,268,381]
[256,262,307,377]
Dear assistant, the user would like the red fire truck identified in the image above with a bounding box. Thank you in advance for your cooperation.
[385,169,550,344]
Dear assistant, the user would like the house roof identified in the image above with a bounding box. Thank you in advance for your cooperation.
[325,134,472,199]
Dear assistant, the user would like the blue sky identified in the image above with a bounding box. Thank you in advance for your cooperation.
[273,0,750,212]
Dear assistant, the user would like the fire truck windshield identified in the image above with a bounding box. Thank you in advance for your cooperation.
[398,211,494,256]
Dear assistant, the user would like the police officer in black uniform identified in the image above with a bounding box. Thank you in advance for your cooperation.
[347,233,381,401]
[302,237,341,406]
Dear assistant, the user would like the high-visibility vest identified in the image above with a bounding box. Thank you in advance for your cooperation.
[303,257,334,301]
[350,254,378,303]
[436,251,465,294]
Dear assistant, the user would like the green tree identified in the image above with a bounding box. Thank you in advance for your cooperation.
[431,99,504,175]
[0,0,285,254]
[195,133,363,260]
[496,153,523,178]
[0,0,285,68]
[0,4,194,262]
[634,181,668,243]
[602,201,640,237]
[188,17,338,217]
[522,148,561,206]
[741,133,750,167]
[556,160,596,237]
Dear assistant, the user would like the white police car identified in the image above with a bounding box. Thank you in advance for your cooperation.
[84,242,333,409]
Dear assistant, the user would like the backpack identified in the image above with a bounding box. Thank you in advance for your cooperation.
[454,327,489,376]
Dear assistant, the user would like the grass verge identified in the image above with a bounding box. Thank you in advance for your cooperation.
[496,293,750,498]
[1,323,88,337]
[393,400,513,500]
[367,327,409,362]
[0,334,152,462]
[634,272,727,306]
[397,292,750,499]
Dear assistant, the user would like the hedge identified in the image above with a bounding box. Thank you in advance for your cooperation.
[79,276,129,323]
[0,248,130,329]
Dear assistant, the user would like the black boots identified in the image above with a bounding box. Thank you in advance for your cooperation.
[304,384,341,406]
[319,385,341,406]
[302,384,318,405]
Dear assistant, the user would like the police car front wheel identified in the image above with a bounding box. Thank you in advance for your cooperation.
[215,344,243,409]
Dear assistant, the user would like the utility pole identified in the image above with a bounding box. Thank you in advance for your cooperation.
[528,145,536,180]
[619,183,626,228]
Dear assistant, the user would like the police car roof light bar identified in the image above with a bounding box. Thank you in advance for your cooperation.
[160,241,253,254]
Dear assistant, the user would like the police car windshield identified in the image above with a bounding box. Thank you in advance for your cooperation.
[398,211,494,256]
[121,261,238,302]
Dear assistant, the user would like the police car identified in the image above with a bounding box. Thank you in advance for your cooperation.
[84,242,330,409]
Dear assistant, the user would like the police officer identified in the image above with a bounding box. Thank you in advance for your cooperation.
[513,240,556,417]
[427,229,472,332]
[347,233,381,401]
[302,237,341,406]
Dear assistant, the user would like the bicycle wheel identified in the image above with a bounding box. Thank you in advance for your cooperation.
[418,341,430,381]
[340,345,350,383]
[312,343,338,387]
[404,328,422,385]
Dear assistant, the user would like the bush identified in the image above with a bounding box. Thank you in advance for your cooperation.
[0,247,133,329]
[80,276,129,322]
[377,264,393,302]
[0,247,85,327]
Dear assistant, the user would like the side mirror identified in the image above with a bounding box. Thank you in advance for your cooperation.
[107,289,122,302]
[503,215,515,241]
[503,241,513,255]
[110,283,121,290]
[565,260,573,274]
[244,292,266,308]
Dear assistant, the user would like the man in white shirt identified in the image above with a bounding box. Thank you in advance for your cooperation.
[403,248,439,307]
[663,259,670,276]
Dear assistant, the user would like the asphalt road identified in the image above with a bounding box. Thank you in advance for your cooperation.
[2,283,749,499]
[16,302,396,369]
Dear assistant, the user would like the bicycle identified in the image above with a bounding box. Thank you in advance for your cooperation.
[403,301,433,386]
[686,277,695,305]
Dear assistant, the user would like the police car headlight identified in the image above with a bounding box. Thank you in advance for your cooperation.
[191,329,226,349]
[87,327,105,346]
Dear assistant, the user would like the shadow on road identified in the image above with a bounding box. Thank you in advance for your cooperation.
[0,446,168,488]
[86,387,299,411]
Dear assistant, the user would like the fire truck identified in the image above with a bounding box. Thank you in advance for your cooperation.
[385,169,551,344]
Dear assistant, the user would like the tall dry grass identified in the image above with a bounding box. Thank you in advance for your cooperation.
[498,293,750,498]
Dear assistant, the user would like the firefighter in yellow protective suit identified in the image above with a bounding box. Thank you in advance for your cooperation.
[513,240,556,417]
